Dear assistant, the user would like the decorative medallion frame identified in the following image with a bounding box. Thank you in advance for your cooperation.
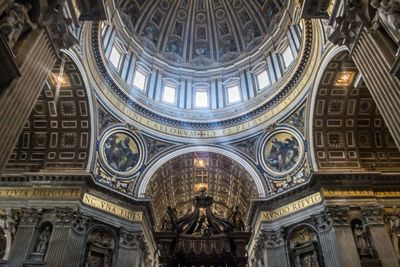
[258,126,305,179]
[98,126,146,178]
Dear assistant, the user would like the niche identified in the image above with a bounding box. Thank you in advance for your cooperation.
[82,228,116,267]
[350,218,381,267]
[288,226,324,267]
[29,222,53,261]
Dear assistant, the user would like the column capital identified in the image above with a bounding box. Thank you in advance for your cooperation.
[261,229,284,248]
[51,208,77,226]
[118,229,143,250]
[361,205,384,225]
[313,210,333,232]
[19,208,42,227]
[71,214,91,235]
[326,206,350,226]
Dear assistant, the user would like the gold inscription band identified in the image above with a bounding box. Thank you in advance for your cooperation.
[260,192,322,221]
[322,189,400,198]
[82,193,142,222]
[0,187,82,199]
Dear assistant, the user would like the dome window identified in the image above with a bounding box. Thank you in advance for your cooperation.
[256,70,271,90]
[282,45,294,69]
[109,45,122,69]
[227,85,241,104]
[195,90,209,108]
[133,69,147,91]
[163,85,177,104]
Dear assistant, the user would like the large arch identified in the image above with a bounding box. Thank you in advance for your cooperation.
[136,145,267,199]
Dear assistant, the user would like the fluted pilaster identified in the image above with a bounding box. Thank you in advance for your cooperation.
[0,29,57,173]
[314,212,342,267]
[262,230,288,267]
[352,29,400,149]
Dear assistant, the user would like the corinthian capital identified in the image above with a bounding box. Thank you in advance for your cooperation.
[262,229,284,248]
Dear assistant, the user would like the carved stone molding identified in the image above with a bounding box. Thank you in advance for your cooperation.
[361,205,384,225]
[328,0,378,52]
[313,210,333,232]
[262,229,284,248]
[72,214,91,235]
[118,229,142,250]
[326,206,350,226]
[253,233,265,265]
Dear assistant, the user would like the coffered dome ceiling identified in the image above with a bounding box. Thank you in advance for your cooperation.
[117,0,283,67]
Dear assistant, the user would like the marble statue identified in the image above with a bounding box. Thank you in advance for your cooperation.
[353,224,374,257]
[160,206,178,231]
[228,206,245,231]
[34,227,51,254]
[371,0,400,32]
[4,211,18,240]
[0,2,36,49]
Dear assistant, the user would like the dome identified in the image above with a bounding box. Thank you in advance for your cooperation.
[84,0,320,142]
[116,0,284,68]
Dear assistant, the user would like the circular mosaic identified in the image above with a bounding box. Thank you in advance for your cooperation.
[261,130,304,177]
[99,128,144,177]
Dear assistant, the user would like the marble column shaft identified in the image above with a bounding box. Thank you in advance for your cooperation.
[263,246,288,267]
[369,224,399,267]
[318,227,343,267]
[5,226,36,267]
[333,225,361,267]
[352,29,400,149]
[0,29,57,174]
[61,229,87,267]
[116,247,140,267]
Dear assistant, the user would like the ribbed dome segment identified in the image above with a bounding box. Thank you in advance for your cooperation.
[117,0,283,67]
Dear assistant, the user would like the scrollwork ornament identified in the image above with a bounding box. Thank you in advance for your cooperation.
[119,229,141,249]
[252,233,265,266]
[72,214,91,234]
[313,211,332,232]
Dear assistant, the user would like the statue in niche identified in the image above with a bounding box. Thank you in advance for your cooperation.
[386,206,400,231]
[0,2,36,49]
[353,224,374,258]
[227,206,245,231]
[160,206,178,231]
[34,227,51,254]
[4,211,18,240]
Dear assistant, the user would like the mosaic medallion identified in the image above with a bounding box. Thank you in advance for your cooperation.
[260,129,304,177]
[99,128,144,177]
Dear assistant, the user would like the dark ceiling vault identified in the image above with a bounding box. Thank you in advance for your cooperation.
[6,56,92,171]
[313,51,400,171]
[145,152,259,227]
